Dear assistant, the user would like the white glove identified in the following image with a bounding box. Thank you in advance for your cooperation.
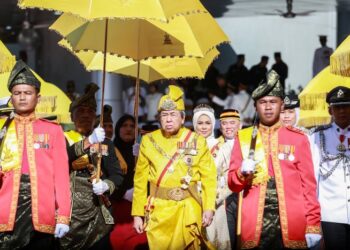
[54,223,69,238]
[305,233,322,248]
[123,188,134,202]
[132,143,140,157]
[88,127,105,144]
[241,159,259,174]
[92,179,109,195]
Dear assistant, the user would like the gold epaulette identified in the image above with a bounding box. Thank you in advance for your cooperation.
[286,125,305,135]
[38,117,59,125]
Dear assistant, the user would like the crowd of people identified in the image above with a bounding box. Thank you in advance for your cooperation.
[0,59,349,250]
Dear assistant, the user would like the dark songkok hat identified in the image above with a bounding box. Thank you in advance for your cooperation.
[8,60,40,91]
[69,83,99,113]
[326,86,350,106]
[95,104,113,127]
[220,109,240,120]
[252,70,284,101]
[283,95,300,109]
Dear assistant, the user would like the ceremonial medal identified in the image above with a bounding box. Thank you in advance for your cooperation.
[337,134,346,152]
[288,145,295,161]
[184,155,193,166]
[288,154,295,161]
[337,144,346,152]
[278,153,285,160]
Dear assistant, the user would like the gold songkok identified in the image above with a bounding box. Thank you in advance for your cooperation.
[220,109,240,121]
[157,85,185,111]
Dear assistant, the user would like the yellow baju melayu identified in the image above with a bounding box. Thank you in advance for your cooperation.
[132,127,217,250]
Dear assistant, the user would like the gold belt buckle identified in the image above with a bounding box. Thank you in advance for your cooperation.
[167,187,185,201]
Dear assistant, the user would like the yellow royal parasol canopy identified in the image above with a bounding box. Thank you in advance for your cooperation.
[60,39,219,82]
[0,41,16,74]
[50,12,229,60]
[19,0,207,22]
[298,66,350,128]
[330,35,350,77]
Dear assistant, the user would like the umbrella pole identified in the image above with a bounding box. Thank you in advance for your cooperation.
[96,18,109,182]
[134,60,141,143]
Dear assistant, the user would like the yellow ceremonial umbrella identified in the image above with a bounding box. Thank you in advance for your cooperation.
[19,0,207,22]
[50,12,228,137]
[60,39,219,82]
[50,12,228,60]
[298,66,350,128]
[0,41,16,74]
[330,35,350,77]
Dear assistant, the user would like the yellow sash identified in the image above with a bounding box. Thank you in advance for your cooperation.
[238,127,269,185]
[0,120,20,172]
[114,147,128,174]
[64,130,90,169]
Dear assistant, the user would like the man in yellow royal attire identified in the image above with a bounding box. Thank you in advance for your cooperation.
[132,85,217,250]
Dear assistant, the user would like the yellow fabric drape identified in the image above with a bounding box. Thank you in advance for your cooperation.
[0,120,20,172]
[238,127,269,186]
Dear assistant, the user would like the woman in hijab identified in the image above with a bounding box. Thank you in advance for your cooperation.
[192,104,219,154]
[110,114,148,250]
[192,104,231,249]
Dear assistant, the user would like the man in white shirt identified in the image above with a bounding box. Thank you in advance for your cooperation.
[312,35,333,76]
[310,86,350,250]
[145,84,162,123]
[211,83,254,128]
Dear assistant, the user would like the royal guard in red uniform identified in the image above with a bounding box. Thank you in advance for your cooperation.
[0,60,71,249]
[228,70,322,249]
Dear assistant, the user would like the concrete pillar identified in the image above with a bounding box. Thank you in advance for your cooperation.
[92,71,123,124]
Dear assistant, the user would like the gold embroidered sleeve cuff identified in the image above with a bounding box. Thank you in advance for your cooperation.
[104,179,116,195]
[305,225,321,234]
[56,215,70,225]
[74,140,86,157]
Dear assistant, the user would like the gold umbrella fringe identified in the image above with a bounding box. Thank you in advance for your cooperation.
[299,93,328,110]
[297,116,331,128]
[55,35,229,61]
[330,53,350,77]
[58,40,221,83]
[18,5,208,23]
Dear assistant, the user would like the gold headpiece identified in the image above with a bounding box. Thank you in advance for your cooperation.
[158,85,185,111]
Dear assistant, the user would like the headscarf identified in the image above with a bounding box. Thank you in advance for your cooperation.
[193,104,217,148]
[112,114,136,200]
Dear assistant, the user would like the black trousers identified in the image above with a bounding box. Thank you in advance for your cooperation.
[226,193,238,250]
[322,221,350,250]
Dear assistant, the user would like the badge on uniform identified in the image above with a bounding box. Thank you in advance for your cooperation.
[337,134,347,152]
[90,144,109,156]
[278,144,295,161]
[33,134,50,149]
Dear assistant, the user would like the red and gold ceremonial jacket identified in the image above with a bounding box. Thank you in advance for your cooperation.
[0,114,71,234]
[228,122,321,249]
